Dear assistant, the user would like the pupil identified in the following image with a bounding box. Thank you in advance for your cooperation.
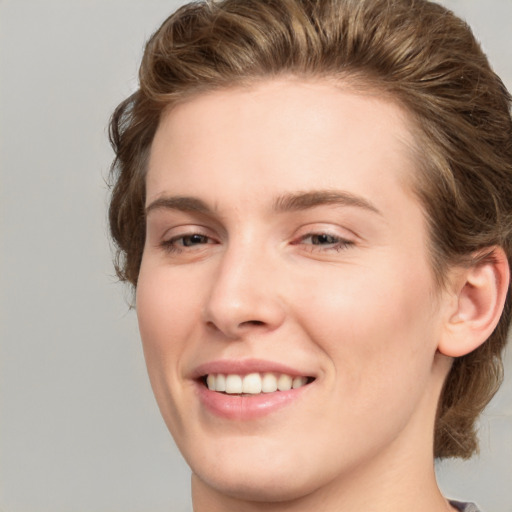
[313,234,334,245]
[184,234,205,246]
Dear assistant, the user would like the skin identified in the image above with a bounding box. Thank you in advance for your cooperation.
[137,78,463,512]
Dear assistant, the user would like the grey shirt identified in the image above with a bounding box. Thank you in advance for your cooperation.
[450,501,482,512]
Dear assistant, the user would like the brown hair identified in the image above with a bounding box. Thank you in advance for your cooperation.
[108,0,512,459]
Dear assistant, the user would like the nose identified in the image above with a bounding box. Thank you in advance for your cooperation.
[202,243,286,339]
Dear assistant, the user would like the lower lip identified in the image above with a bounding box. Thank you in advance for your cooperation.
[195,382,311,420]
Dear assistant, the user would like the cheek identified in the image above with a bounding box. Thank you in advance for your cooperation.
[136,264,205,433]
[136,264,201,354]
[293,261,439,400]
[136,276,172,362]
[135,263,202,410]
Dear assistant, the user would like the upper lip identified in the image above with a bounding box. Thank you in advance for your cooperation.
[190,358,315,380]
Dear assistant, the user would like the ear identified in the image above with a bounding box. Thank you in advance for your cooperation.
[438,247,510,358]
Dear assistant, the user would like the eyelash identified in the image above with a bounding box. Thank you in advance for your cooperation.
[160,233,216,254]
[160,231,353,254]
[294,233,354,252]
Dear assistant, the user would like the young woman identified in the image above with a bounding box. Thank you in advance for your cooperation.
[108,1,512,510]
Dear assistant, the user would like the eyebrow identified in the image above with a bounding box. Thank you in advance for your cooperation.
[145,190,381,217]
[272,190,381,215]
[145,196,212,216]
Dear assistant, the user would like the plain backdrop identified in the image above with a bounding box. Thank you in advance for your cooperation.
[1,1,511,511]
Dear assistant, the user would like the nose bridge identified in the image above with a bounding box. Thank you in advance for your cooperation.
[203,234,284,337]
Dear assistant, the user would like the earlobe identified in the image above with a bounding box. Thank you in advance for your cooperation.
[438,247,510,358]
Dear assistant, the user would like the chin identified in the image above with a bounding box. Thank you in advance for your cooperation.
[187,438,338,504]
[194,464,320,503]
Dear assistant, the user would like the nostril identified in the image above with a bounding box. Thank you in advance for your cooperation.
[242,320,265,327]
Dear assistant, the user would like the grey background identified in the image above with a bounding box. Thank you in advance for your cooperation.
[0,1,511,511]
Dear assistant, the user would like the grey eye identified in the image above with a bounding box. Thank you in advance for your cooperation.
[181,234,210,246]
[309,234,338,245]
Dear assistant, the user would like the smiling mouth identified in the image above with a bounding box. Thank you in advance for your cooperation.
[202,372,315,395]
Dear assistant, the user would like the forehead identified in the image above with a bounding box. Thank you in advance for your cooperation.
[147,78,419,212]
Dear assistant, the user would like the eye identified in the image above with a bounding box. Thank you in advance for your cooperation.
[295,232,354,252]
[160,232,216,253]
[177,234,210,247]
[304,234,339,245]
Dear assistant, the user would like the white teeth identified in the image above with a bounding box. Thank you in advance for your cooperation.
[261,372,278,393]
[216,373,226,392]
[205,372,310,394]
[242,373,262,394]
[277,374,293,391]
[206,374,216,390]
[225,374,243,394]
[292,376,307,389]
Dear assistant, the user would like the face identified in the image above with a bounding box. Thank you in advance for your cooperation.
[137,79,451,503]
